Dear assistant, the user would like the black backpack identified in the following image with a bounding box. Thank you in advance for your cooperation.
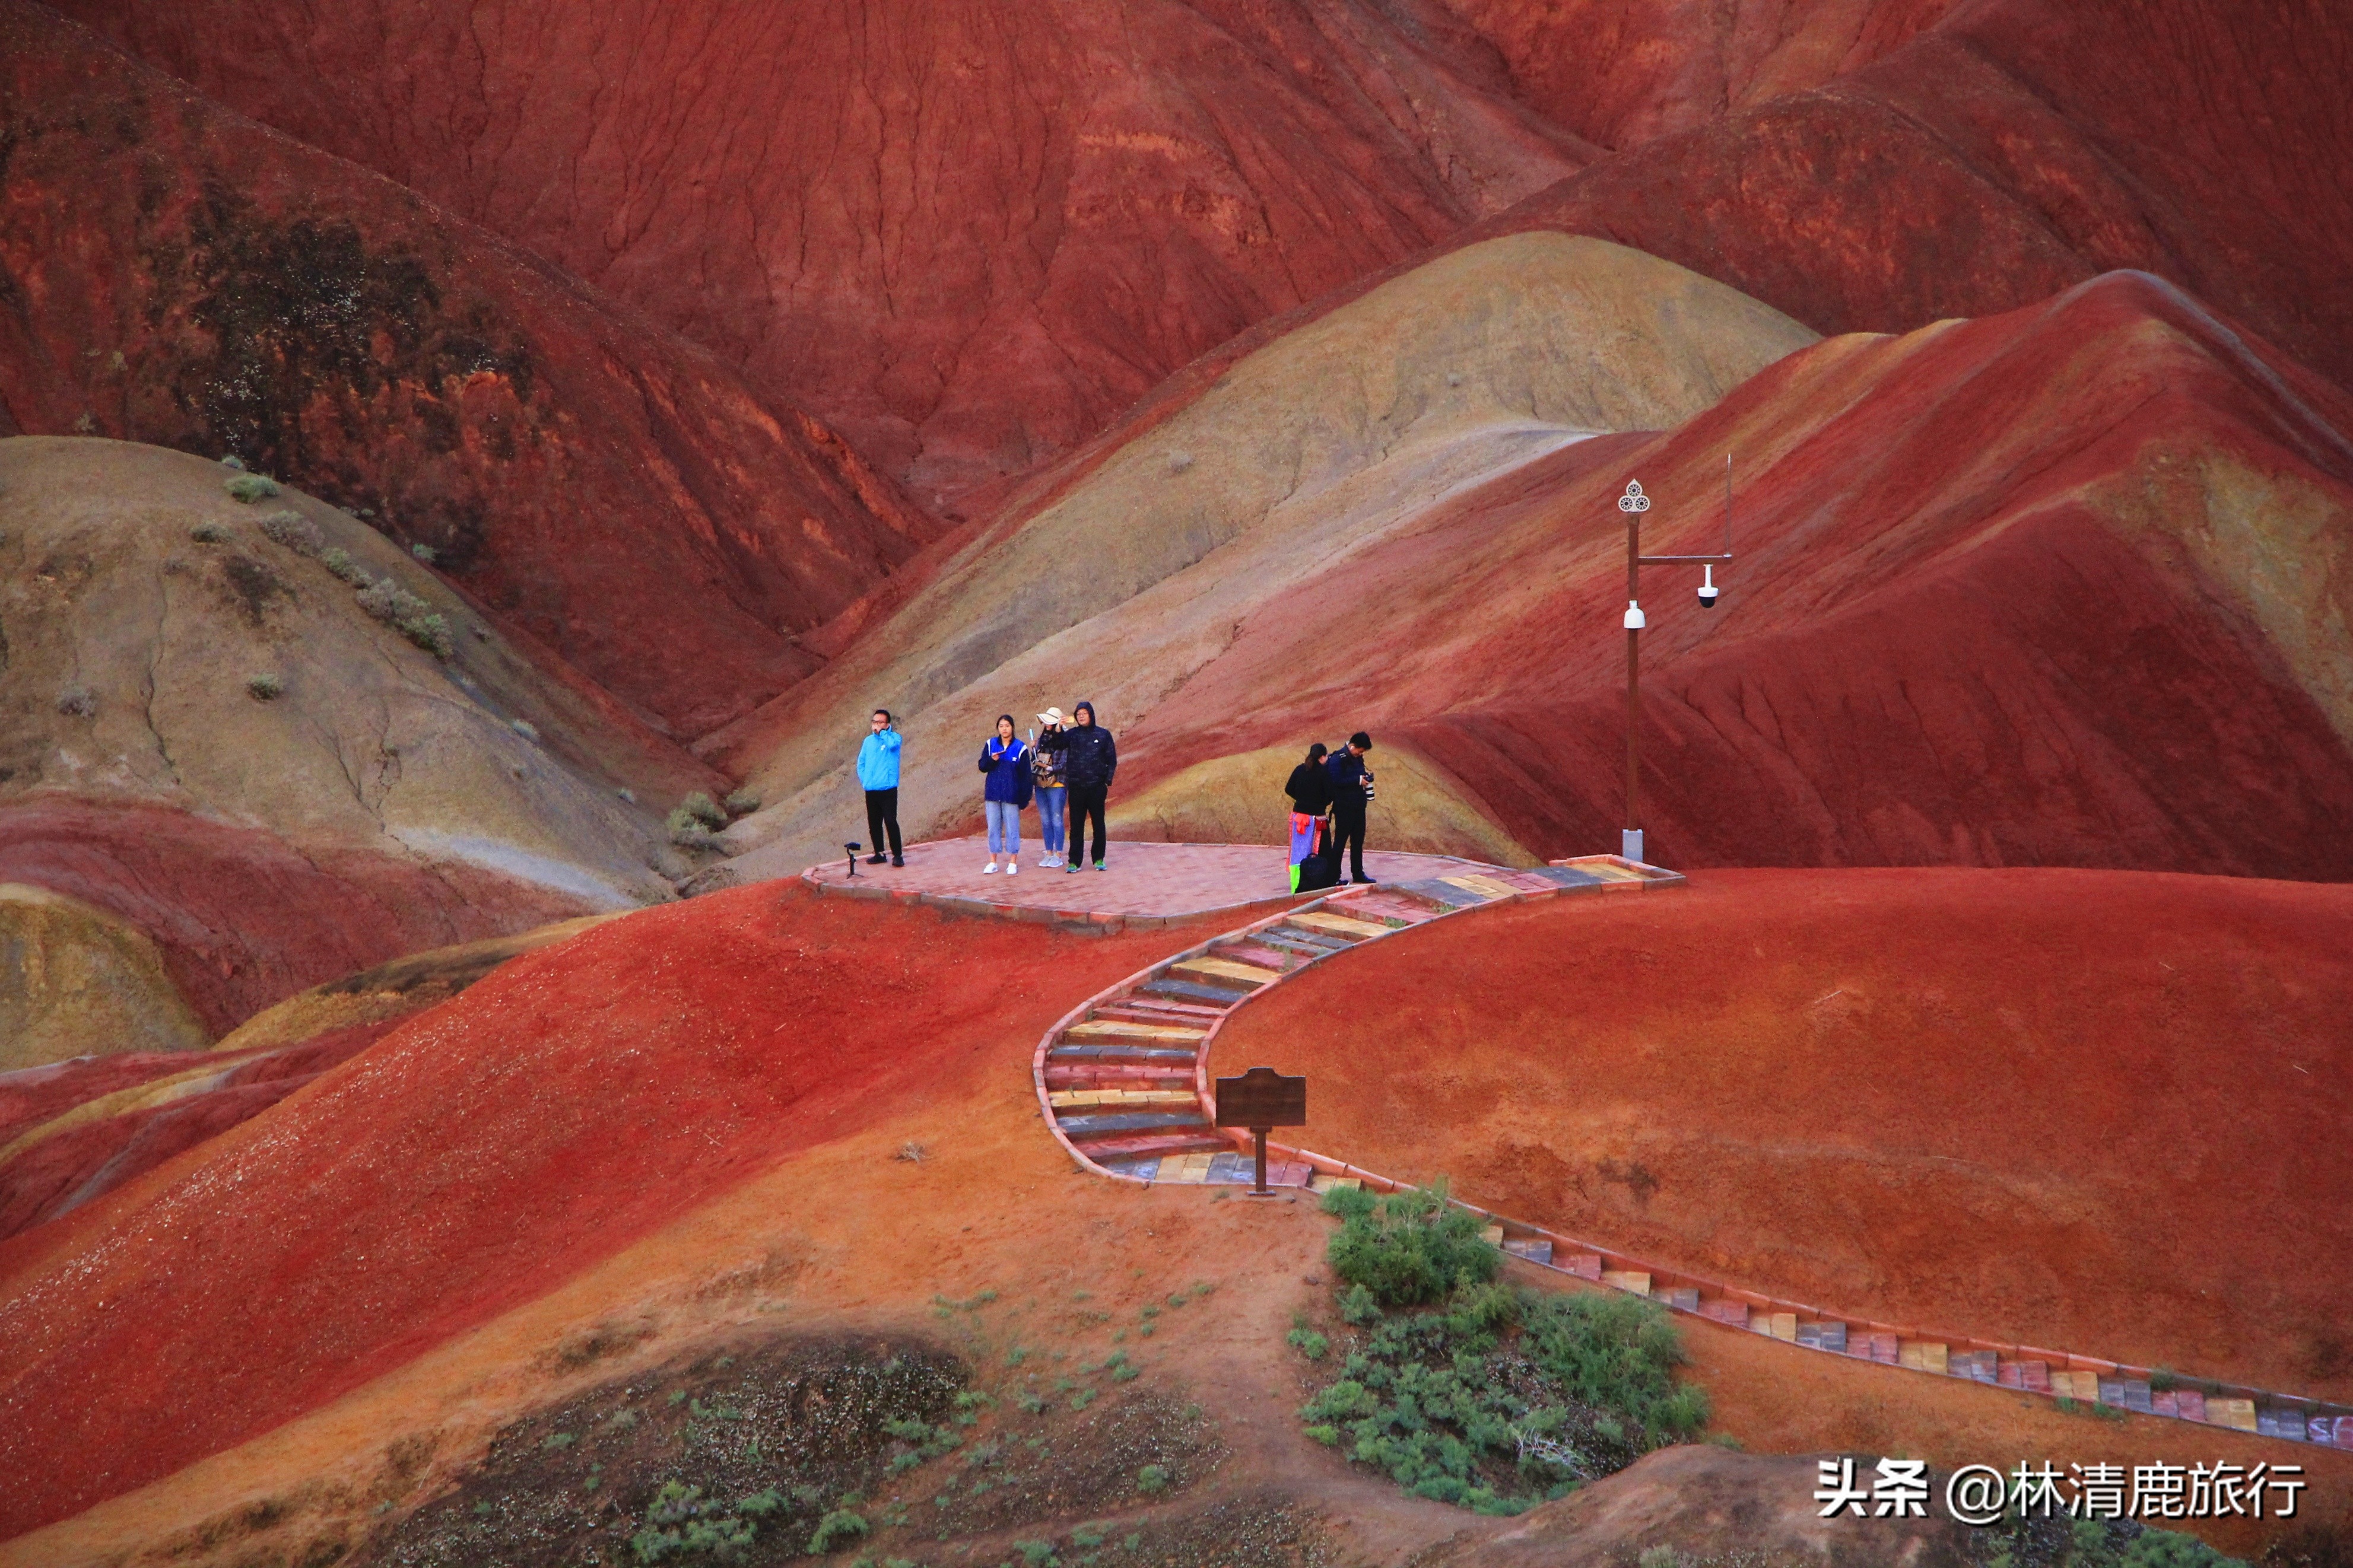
[1293,818,1341,892]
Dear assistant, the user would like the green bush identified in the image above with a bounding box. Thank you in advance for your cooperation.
[224,473,280,503]
[678,791,728,829]
[723,788,762,817]
[1323,1182,1500,1308]
[354,576,454,659]
[320,546,368,585]
[668,809,719,850]
[411,542,438,565]
[806,1508,868,1553]
[1135,1464,1170,1496]
[1295,1272,1704,1516]
[246,672,283,701]
[190,520,230,544]
[257,510,322,555]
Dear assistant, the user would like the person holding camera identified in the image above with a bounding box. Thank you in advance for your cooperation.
[857,708,904,866]
[1030,708,1071,869]
[1325,731,1376,885]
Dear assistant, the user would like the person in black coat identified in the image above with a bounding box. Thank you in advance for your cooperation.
[1043,699,1117,871]
[1325,731,1375,883]
[1284,742,1333,818]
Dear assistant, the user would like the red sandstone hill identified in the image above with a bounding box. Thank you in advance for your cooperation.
[43,0,1595,508]
[1122,271,2353,877]
[52,0,2353,520]
[0,886,1229,1538]
[0,1,935,737]
[1476,0,2353,395]
[725,264,2353,881]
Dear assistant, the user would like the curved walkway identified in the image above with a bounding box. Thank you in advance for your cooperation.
[804,844,2351,1452]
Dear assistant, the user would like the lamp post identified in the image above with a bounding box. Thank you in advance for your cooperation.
[1617,458,1733,864]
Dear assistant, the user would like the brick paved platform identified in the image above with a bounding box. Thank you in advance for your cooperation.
[801,837,1497,925]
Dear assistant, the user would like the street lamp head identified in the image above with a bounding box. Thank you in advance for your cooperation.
[1624,600,1647,631]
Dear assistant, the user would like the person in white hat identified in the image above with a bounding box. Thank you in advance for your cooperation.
[1029,707,1070,867]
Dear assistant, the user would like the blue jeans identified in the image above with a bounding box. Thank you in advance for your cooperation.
[985,799,1022,855]
[1035,787,1067,854]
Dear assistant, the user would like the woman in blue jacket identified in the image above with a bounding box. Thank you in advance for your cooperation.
[977,715,1033,876]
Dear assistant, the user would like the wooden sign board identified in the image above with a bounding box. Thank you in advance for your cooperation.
[1215,1066,1306,1128]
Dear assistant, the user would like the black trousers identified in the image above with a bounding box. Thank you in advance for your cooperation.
[1332,807,1368,880]
[863,787,903,858]
[1069,784,1109,864]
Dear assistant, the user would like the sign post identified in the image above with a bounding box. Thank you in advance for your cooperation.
[1214,1066,1307,1196]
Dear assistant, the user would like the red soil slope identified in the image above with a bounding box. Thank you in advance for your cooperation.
[1480,0,2353,395]
[0,2,934,736]
[0,800,593,1035]
[0,885,1231,1539]
[1119,271,2353,877]
[46,0,1587,508]
[1215,867,2353,1401]
[0,1023,398,1243]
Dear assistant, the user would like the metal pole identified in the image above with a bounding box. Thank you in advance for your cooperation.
[1625,497,1642,860]
[1252,1127,1270,1195]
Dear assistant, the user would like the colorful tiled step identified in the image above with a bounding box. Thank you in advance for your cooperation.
[1063,1019,1208,1041]
[1170,956,1281,987]
[1047,1044,1201,1062]
[1135,977,1252,1004]
[1289,911,1392,940]
[1437,874,1522,900]
[1215,942,1310,971]
[1059,1111,1212,1137]
[1078,1130,1232,1160]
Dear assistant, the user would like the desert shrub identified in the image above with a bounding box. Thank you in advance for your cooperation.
[1323,1182,1500,1308]
[319,546,367,585]
[55,686,96,718]
[510,718,541,743]
[220,454,246,470]
[189,520,230,544]
[1135,1464,1170,1495]
[805,1507,868,1553]
[256,509,322,555]
[678,791,728,829]
[224,473,281,503]
[246,672,283,701]
[668,809,719,850]
[1297,1246,1704,1515]
[354,576,454,659]
[722,788,761,817]
[410,542,438,564]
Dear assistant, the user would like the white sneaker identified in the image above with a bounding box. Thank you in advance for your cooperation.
[1006,862,1018,876]
[982,862,998,874]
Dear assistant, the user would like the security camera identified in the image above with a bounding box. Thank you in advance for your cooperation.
[1697,565,1720,610]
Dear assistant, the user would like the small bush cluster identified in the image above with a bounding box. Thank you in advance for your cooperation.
[1323,1184,1501,1308]
[224,473,281,504]
[189,520,230,544]
[320,545,367,585]
[1985,1513,2246,1568]
[410,542,438,565]
[355,575,455,659]
[257,510,322,555]
[246,672,283,701]
[1298,1183,1705,1515]
[55,686,96,718]
[666,788,759,850]
[628,1480,786,1563]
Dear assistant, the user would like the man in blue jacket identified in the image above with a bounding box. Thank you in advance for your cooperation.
[1043,699,1117,872]
[857,709,904,866]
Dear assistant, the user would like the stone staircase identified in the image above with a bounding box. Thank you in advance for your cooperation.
[1028,853,2353,1453]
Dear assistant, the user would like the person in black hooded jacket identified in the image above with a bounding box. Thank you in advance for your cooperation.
[1043,699,1117,870]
